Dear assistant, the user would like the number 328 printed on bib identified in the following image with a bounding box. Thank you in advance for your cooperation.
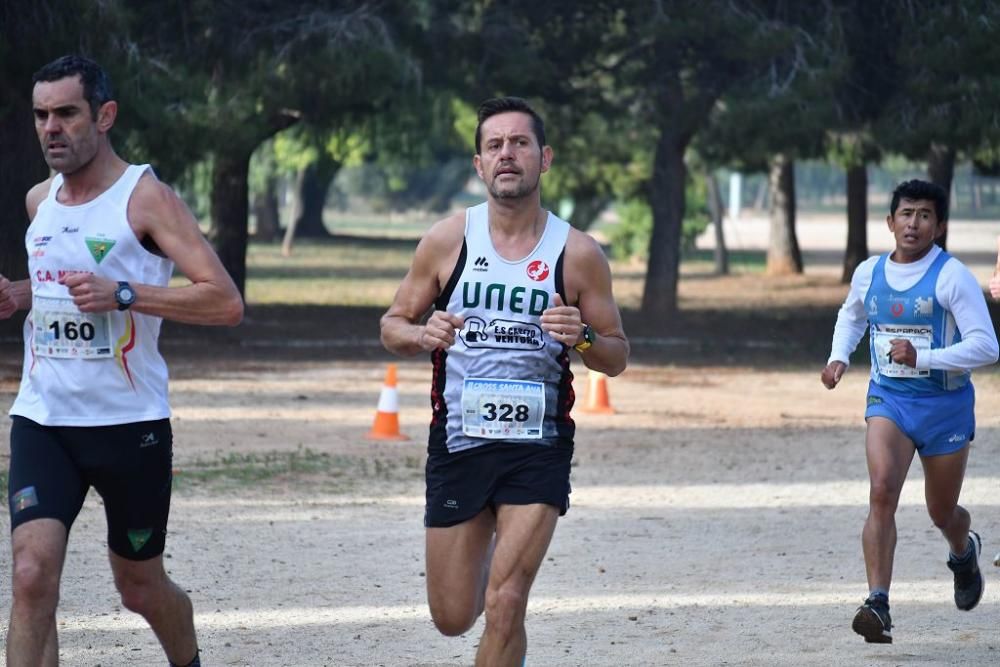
[461,378,545,439]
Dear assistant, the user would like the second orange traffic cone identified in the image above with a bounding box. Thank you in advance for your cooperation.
[366,364,409,440]
[582,370,615,414]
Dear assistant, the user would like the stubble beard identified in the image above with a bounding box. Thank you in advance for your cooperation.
[41,130,98,175]
[487,172,540,201]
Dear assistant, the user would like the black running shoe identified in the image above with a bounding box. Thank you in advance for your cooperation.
[947,530,984,611]
[852,596,892,644]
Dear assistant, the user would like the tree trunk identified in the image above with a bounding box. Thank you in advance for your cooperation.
[210,149,252,297]
[927,143,955,250]
[0,89,48,280]
[842,163,868,283]
[705,170,728,275]
[766,154,803,275]
[292,154,339,238]
[568,193,613,232]
[641,129,687,324]
[252,175,281,242]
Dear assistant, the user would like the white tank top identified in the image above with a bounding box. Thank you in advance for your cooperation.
[429,202,576,454]
[10,164,175,426]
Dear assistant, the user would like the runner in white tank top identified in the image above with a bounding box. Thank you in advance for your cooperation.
[0,55,243,667]
[11,164,173,425]
[380,97,629,666]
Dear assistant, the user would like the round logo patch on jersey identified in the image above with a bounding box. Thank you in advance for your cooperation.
[526,260,549,282]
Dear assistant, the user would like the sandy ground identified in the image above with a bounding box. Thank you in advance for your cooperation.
[1,358,998,666]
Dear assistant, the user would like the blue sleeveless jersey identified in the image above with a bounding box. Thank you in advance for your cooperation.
[864,251,968,394]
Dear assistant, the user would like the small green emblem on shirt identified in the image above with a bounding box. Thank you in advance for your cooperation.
[85,237,116,264]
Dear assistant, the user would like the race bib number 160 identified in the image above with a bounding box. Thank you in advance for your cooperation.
[461,378,545,439]
[32,296,113,359]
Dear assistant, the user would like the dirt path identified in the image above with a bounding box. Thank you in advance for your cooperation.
[1,359,998,666]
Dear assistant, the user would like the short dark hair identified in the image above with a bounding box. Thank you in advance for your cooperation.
[32,54,114,119]
[475,97,546,154]
[890,179,949,223]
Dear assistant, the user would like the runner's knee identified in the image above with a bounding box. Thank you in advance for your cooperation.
[430,604,480,637]
[926,502,963,530]
[868,479,901,513]
[114,570,172,616]
[11,554,60,611]
[484,584,528,638]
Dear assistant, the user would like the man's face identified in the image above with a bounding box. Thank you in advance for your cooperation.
[32,75,110,175]
[887,197,944,260]
[473,111,551,201]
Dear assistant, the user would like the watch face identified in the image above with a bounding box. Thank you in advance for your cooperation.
[116,283,136,309]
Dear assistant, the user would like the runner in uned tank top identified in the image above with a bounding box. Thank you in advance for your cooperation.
[429,202,575,454]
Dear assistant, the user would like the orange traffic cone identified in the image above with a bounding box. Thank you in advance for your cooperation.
[582,370,615,414]
[366,364,409,440]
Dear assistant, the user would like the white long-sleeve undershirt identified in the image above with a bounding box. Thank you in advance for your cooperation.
[828,245,999,372]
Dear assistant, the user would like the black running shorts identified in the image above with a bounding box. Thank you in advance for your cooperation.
[8,416,174,560]
[424,440,573,528]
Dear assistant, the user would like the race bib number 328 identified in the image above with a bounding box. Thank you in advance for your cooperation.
[461,378,545,439]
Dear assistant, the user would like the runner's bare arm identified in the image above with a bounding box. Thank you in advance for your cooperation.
[381,215,465,356]
[0,275,30,317]
[551,230,629,376]
[0,180,60,316]
[62,173,243,326]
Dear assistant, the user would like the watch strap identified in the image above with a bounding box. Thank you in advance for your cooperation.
[573,324,594,352]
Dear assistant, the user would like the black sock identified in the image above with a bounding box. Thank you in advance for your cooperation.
[170,649,200,667]
[869,590,889,606]
[950,537,974,564]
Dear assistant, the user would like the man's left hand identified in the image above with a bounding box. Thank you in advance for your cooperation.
[59,272,118,313]
[541,293,584,347]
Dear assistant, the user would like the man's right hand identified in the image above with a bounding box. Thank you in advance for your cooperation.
[821,361,846,390]
[0,274,17,319]
[420,310,465,351]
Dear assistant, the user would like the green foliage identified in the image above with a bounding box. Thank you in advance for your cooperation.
[609,198,653,261]
[877,1,1000,160]
[175,159,214,225]
[610,177,710,261]
[451,98,478,152]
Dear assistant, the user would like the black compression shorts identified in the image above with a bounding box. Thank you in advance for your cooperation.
[8,416,174,560]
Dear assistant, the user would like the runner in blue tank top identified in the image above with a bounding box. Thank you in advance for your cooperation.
[822,180,998,644]
[380,97,629,666]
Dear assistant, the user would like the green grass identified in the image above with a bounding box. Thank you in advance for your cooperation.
[679,249,768,273]
[0,450,424,497]
[323,212,437,238]
[172,446,423,493]
[232,237,770,312]
[244,239,417,306]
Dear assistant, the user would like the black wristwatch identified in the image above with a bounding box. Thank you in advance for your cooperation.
[574,323,595,352]
[114,281,136,311]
